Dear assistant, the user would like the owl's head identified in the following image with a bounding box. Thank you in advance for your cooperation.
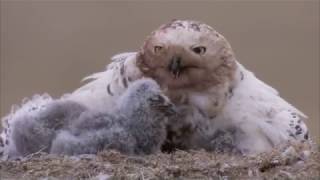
[137,20,237,91]
[117,78,177,118]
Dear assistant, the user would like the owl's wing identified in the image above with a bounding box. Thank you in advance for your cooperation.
[67,52,143,113]
[221,62,309,154]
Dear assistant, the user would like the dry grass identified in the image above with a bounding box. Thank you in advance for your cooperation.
[0,142,319,180]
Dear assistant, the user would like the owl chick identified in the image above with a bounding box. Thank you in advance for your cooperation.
[50,78,176,156]
[3,79,175,158]
[4,99,87,158]
[1,94,53,158]
[67,20,310,155]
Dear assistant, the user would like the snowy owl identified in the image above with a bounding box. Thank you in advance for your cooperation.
[69,19,309,154]
[1,19,309,155]
[2,79,176,158]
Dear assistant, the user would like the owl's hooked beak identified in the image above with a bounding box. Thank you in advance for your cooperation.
[168,56,182,78]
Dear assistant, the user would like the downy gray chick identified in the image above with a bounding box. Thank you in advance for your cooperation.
[6,99,86,158]
[50,78,177,155]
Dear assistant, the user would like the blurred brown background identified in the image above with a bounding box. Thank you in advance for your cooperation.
[1,1,319,142]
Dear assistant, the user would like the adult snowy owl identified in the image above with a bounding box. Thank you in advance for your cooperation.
[1,19,309,155]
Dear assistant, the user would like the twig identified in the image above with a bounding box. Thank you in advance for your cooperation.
[24,146,47,160]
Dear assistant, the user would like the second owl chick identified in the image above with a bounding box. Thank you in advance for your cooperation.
[5,98,86,158]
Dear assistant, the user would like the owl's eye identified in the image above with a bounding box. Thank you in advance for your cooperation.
[192,46,206,55]
[154,46,163,54]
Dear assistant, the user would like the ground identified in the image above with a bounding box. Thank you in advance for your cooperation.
[0,142,319,180]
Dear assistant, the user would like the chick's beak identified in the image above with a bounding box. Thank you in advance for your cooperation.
[168,56,182,78]
[165,102,178,116]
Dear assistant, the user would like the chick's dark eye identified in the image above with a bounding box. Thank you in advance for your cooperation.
[149,95,165,105]
[192,46,206,55]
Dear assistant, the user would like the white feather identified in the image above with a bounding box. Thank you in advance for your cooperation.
[68,52,142,113]
[214,63,309,154]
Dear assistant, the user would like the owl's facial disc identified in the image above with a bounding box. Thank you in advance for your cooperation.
[137,20,237,90]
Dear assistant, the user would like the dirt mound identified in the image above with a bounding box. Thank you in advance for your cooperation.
[1,143,319,180]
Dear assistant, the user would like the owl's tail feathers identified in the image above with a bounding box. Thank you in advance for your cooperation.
[0,93,53,158]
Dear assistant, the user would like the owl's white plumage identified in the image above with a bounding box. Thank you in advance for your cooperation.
[211,63,308,153]
[70,52,142,114]
[0,20,309,155]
